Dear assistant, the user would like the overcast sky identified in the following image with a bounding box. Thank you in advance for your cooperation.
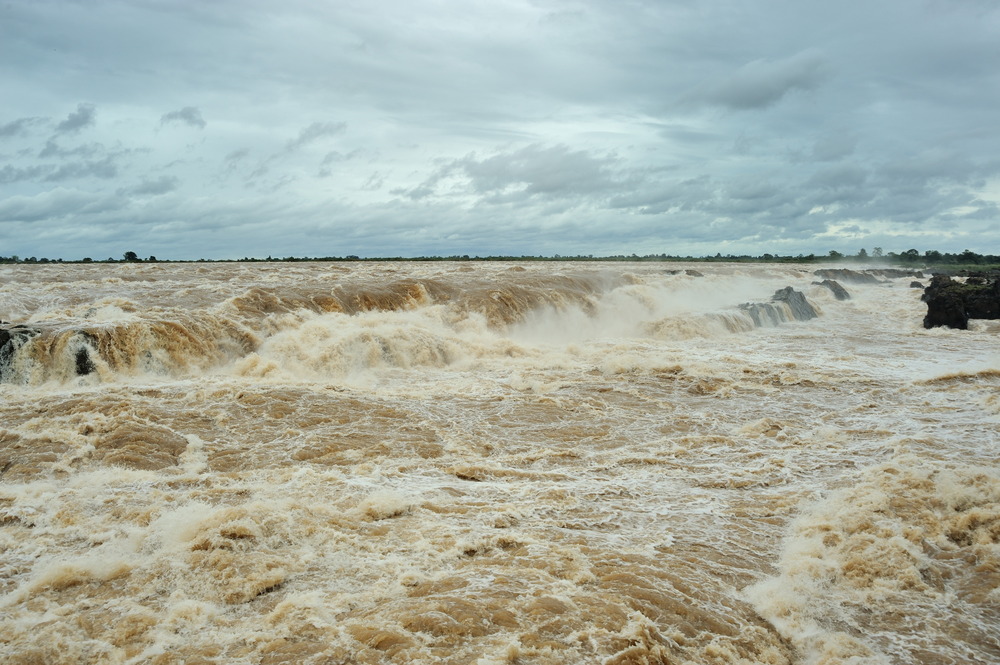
[2,0,998,260]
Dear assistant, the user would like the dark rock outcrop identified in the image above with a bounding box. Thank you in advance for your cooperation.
[909,281,924,289]
[740,287,818,327]
[814,279,851,300]
[922,274,1000,329]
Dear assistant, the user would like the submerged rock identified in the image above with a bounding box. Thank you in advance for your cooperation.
[0,324,40,350]
[813,268,923,284]
[922,274,1000,329]
[0,325,41,380]
[75,346,96,375]
[740,287,818,327]
[814,279,851,300]
[813,269,881,284]
[873,268,924,279]
[772,286,819,320]
[1,324,98,381]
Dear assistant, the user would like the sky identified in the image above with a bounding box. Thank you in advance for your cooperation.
[1,0,999,260]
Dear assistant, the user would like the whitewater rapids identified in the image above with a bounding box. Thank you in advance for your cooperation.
[0,261,997,664]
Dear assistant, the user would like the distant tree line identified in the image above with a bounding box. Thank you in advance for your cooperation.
[825,247,1000,266]
[1,248,998,267]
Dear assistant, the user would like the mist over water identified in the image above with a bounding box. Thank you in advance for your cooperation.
[1,262,997,664]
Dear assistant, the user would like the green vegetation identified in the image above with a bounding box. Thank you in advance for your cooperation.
[1,248,998,268]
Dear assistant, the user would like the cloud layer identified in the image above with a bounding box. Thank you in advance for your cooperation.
[1,0,998,259]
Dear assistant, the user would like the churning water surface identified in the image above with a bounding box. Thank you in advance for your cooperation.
[0,261,997,665]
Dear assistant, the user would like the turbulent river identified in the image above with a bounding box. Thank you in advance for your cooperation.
[0,261,997,665]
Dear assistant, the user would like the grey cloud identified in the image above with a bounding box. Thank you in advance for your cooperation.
[727,180,780,201]
[875,150,980,188]
[467,145,618,194]
[321,149,362,164]
[44,157,118,182]
[223,148,250,171]
[286,122,346,152]
[393,183,435,201]
[0,117,45,138]
[361,172,385,191]
[810,134,858,162]
[119,175,180,197]
[0,188,104,223]
[0,164,51,184]
[807,164,869,190]
[947,199,999,220]
[318,149,364,177]
[1,148,121,184]
[408,144,623,202]
[38,140,105,159]
[687,51,829,110]
[220,149,256,181]
[55,103,96,134]
[222,148,250,174]
[800,163,985,226]
[248,162,270,181]
[608,176,716,215]
[2,1,1000,258]
[869,186,978,225]
[160,107,207,129]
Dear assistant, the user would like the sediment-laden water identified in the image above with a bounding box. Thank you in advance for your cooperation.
[1,261,997,665]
